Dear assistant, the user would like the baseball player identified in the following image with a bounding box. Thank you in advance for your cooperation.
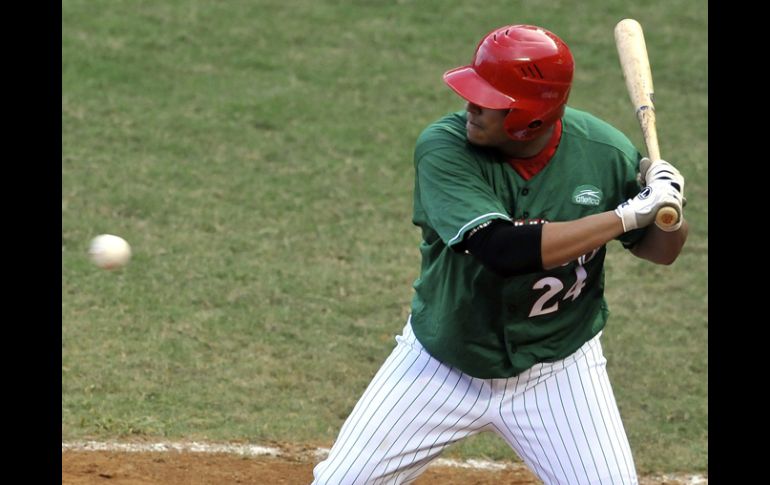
[312,24,688,485]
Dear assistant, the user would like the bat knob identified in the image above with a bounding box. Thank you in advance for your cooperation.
[656,206,679,228]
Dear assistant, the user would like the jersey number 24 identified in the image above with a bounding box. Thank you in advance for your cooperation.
[528,249,598,318]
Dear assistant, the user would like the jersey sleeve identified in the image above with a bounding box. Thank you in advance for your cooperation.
[415,146,512,249]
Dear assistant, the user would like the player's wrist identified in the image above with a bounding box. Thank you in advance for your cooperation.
[614,204,645,233]
[613,206,632,233]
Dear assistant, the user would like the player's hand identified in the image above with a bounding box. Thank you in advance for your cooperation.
[639,158,686,231]
[639,158,685,200]
[614,180,683,232]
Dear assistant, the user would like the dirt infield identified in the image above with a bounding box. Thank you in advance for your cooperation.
[62,450,542,484]
[62,444,706,485]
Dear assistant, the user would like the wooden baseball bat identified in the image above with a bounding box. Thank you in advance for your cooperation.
[614,18,679,228]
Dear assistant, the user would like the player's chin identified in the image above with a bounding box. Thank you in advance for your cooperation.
[465,125,489,145]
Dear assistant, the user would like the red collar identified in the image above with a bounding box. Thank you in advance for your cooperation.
[506,120,562,181]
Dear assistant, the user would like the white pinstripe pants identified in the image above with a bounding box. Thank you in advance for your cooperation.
[312,318,638,485]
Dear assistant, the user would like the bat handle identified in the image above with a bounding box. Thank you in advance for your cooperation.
[636,109,678,227]
[642,150,681,227]
[637,106,661,161]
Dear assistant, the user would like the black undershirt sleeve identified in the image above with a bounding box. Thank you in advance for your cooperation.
[460,220,544,277]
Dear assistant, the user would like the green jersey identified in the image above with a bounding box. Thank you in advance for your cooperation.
[409,106,645,378]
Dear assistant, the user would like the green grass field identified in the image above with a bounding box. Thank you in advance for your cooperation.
[62,0,707,474]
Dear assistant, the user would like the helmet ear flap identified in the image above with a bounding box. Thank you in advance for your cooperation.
[504,103,567,141]
[504,109,542,140]
[527,120,543,129]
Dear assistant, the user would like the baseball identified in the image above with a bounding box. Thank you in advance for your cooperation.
[88,234,132,270]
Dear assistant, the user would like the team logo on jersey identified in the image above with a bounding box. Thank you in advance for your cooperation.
[571,185,603,206]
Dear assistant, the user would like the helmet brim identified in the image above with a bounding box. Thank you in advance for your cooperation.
[443,66,515,109]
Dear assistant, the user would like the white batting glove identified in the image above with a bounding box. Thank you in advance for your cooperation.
[637,158,686,231]
[614,180,683,232]
[639,157,685,200]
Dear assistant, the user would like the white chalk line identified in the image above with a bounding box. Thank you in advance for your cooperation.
[62,440,707,484]
[62,440,282,457]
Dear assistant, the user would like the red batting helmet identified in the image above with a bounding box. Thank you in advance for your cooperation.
[443,25,574,141]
